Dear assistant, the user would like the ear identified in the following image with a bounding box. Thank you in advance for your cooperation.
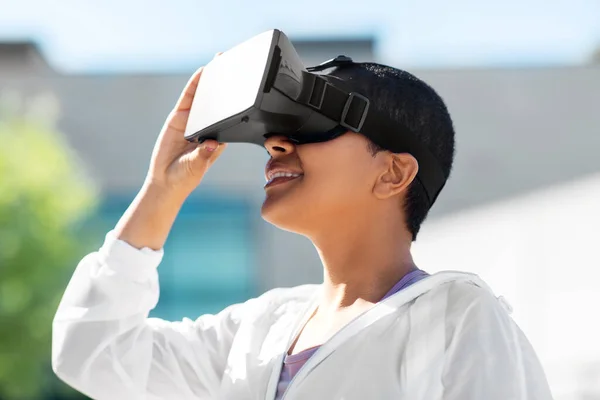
[372,153,419,200]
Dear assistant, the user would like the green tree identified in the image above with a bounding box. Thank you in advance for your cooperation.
[0,98,97,398]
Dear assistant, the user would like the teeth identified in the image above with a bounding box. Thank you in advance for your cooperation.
[271,172,300,179]
[268,171,301,182]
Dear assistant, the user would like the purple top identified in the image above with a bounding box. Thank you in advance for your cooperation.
[274,268,429,399]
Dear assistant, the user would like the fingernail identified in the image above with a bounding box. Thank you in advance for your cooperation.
[205,144,217,152]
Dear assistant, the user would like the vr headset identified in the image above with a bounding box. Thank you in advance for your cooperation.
[184,29,446,206]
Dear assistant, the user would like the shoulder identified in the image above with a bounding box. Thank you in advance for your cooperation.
[421,272,509,311]
[415,272,514,332]
[445,278,507,314]
[418,275,553,397]
[408,273,523,362]
[255,284,320,313]
[258,284,320,303]
[229,284,319,322]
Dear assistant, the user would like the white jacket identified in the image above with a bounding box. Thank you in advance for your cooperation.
[52,232,553,399]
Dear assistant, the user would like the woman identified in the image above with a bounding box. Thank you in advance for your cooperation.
[52,61,552,399]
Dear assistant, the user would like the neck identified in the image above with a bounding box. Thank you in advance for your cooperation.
[308,209,416,311]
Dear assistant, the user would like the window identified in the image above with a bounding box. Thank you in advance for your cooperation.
[90,193,256,320]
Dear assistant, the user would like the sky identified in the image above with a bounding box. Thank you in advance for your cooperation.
[1,0,600,73]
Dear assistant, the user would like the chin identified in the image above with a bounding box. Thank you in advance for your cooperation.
[260,196,310,235]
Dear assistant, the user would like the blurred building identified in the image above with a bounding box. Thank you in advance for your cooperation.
[412,172,600,400]
[2,38,600,399]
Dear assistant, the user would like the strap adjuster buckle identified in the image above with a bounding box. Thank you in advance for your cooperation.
[307,75,329,110]
[340,92,369,132]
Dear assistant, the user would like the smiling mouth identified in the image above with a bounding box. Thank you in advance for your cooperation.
[264,173,303,188]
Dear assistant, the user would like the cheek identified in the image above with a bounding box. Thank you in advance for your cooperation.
[302,155,374,211]
[261,137,378,228]
[312,167,368,196]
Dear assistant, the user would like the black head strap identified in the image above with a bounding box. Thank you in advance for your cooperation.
[306,55,355,72]
[299,65,447,206]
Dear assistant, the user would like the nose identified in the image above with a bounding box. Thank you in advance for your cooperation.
[264,135,296,157]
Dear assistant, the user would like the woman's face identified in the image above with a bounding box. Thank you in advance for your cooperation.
[261,132,387,235]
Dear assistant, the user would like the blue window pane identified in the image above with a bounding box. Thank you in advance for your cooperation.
[165,219,252,292]
[92,193,256,321]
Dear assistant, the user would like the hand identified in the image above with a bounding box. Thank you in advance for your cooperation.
[114,58,227,250]
[146,63,227,200]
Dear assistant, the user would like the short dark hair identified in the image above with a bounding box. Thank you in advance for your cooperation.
[327,63,455,240]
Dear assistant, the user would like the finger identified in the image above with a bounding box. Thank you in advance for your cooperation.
[203,140,228,160]
[208,142,227,160]
[174,67,204,112]
[190,141,227,167]
[201,139,219,152]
